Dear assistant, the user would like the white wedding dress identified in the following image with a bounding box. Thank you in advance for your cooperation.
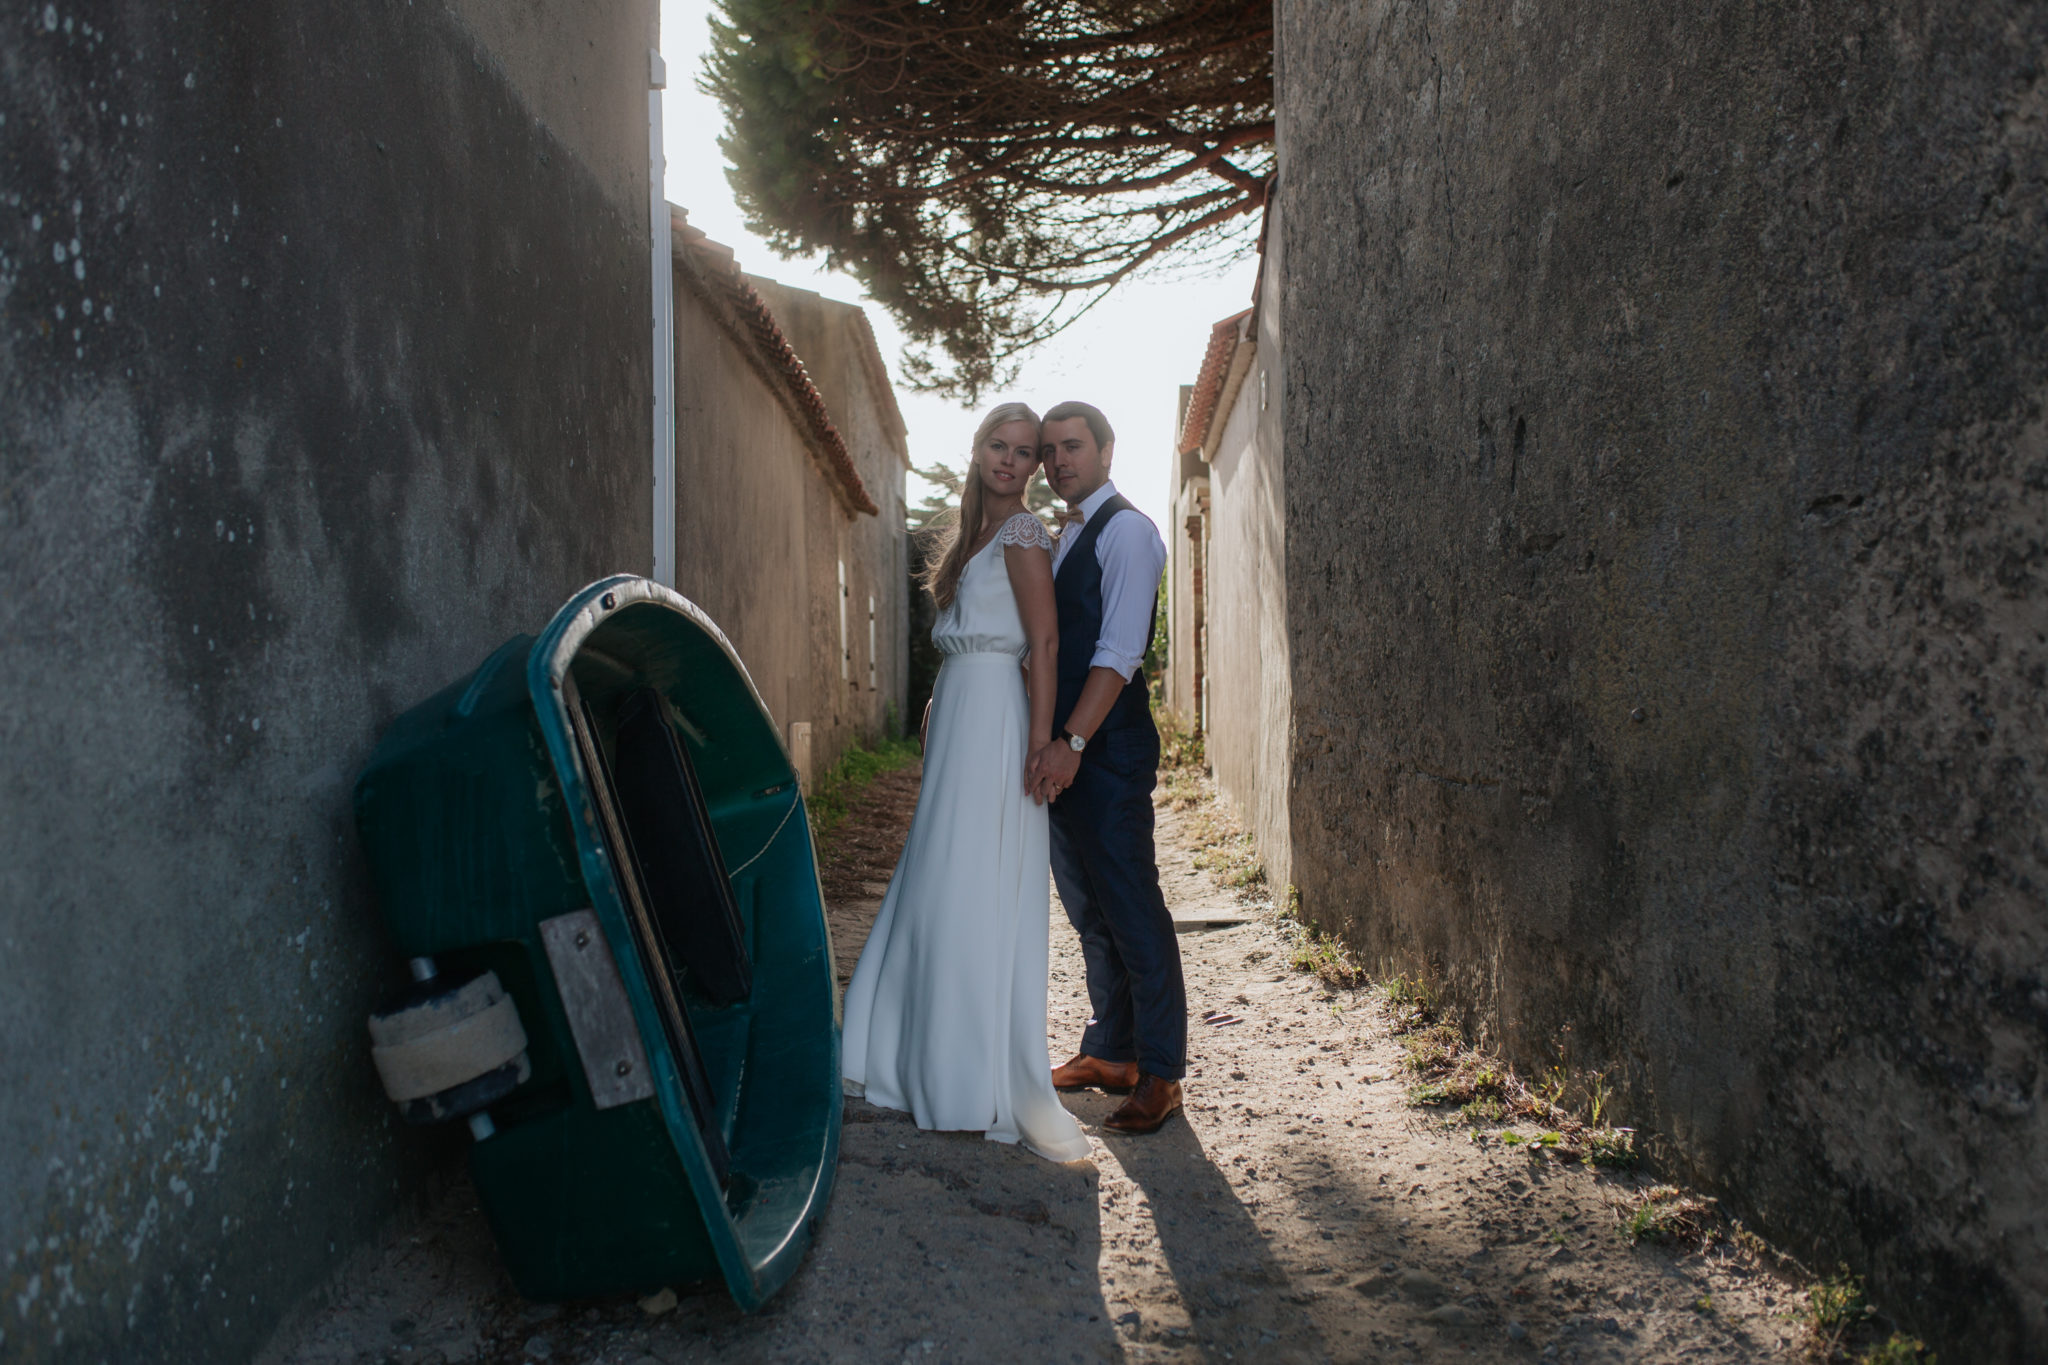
[840,512,1092,1163]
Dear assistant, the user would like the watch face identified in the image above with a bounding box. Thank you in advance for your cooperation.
[1068,734,1086,751]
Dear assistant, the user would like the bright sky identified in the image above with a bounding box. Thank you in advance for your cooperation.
[658,0,1260,533]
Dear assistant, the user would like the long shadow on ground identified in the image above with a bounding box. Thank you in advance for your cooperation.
[1071,1088,1334,1363]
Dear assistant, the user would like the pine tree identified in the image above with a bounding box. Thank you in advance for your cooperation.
[705,0,1272,400]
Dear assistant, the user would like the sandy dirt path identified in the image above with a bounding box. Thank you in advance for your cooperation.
[264,768,1804,1365]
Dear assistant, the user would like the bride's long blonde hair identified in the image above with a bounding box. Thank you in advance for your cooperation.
[922,401,1040,611]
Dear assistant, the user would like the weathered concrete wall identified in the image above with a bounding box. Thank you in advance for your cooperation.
[749,280,910,746]
[670,254,905,786]
[1279,1,2046,1355]
[0,1,655,1360]
[670,264,821,763]
[443,0,655,218]
[1206,231,1291,892]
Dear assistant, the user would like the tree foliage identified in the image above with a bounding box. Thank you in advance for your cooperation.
[907,461,1057,531]
[705,1,1273,400]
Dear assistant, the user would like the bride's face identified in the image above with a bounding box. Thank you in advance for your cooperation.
[975,419,1042,499]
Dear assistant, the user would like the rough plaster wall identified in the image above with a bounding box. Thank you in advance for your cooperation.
[670,284,814,742]
[734,280,876,775]
[746,283,909,741]
[1279,1,2045,1355]
[0,1,652,1359]
[836,353,908,737]
[671,281,860,779]
[441,0,657,220]
[1206,235,1291,892]
[809,493,856,771]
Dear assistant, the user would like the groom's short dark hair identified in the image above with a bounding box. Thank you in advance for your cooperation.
[1042,400,1115,451]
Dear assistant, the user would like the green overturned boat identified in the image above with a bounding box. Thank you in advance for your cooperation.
[353,576,838,1311]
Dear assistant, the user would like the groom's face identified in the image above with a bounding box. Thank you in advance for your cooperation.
[1041,417,1111,505]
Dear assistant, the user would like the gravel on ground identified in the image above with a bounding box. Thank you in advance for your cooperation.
[261,764,1805,1365]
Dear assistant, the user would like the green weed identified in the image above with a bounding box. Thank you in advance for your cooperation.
[1382,973,1438,1028]
[1153,702,1204,773]
[1617,1186,1715,1246]
[1795,1266,1888,1362]
[1191,824,1266,888]
[1178,799,1267,891]
[1857,1334,1934,1365]
[1155,764,1208,812]
[1589,1073,1613,1127]
[1460,1095,1508,1123]
[1288,929,1365,989]
[1151,704,1207,809]
[807,735,922,838]
[1807,1269,1870,1336]
[1789,1270,1933,1363]
[1399,1023,1463,1077]
[1583,1127,1639,1169]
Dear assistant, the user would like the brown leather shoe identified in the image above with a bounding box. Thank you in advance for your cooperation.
[1102,1074,1183,1134]
[1050,1053,1138,1093]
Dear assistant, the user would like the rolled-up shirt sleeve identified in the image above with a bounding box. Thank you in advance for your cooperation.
[1090,512,1168,680]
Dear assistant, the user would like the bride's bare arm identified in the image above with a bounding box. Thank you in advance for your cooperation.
[1003,541,1059,769]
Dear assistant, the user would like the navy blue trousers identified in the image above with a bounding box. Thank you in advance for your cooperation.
[1048,724,1187,1081]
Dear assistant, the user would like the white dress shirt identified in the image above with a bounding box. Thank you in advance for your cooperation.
[1051,480,1167,682]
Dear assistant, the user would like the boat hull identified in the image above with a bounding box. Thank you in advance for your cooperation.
[354,576,839,1310]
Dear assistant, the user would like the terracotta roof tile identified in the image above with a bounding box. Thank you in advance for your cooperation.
[1177,308,1253,455]
[672,213,879,516]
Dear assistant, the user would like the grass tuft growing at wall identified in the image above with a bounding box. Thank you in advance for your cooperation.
[1385,979,1641,1169]
[1153,704,1208,811]
[1797,1268,1940,1363]
[807,735,922,840]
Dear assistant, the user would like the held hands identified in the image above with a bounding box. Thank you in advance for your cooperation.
[1025,738,1083,805]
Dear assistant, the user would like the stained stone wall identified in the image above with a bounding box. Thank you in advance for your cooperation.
[1277,2,2047,1356]
[0,1,656,1359]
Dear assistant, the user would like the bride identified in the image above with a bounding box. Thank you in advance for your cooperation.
[839,402,1091,1164]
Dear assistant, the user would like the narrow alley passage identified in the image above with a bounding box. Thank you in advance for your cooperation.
[264,770,1806,1365]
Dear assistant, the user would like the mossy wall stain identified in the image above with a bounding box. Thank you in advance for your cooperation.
[1277,1,2046,1356]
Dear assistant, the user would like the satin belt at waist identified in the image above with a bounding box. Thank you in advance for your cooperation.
[936,649,1026,664]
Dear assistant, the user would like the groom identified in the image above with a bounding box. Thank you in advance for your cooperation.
[1026,401,1186,1135]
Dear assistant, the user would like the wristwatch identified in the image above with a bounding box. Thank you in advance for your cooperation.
[1061,729,1088,753]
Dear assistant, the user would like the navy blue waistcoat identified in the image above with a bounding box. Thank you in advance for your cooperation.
[1052,494,1158,738]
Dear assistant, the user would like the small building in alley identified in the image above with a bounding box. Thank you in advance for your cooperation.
[668,208,910,787]
[1163,220,1290,889]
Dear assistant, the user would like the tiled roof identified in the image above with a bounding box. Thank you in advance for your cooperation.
[1177,308,1253,455]
[671,211,879,516]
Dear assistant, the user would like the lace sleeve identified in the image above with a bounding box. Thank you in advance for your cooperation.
[997,511,1053,552]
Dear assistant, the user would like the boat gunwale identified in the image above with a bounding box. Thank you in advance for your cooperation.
[525,574,841,1312]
